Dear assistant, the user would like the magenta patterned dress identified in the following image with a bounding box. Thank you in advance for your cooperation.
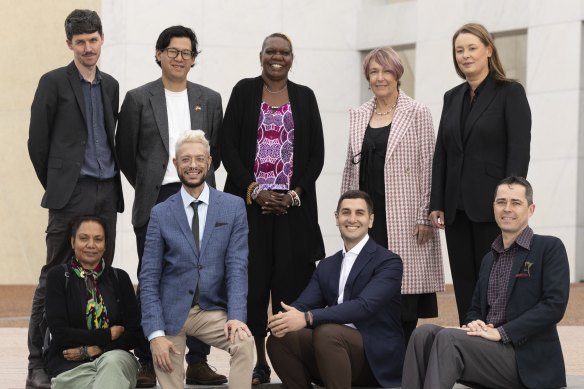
[254,102,294,190]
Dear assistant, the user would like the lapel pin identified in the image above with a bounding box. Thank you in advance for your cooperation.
[195,105,202,111]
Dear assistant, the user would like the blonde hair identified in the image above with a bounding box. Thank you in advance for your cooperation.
[452,23,506,81]
[175,129,210,156]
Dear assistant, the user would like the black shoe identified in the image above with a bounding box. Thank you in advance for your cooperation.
[136,363,157,388]
[25,368,51,389]
[252,364,271,385]
[186,360,227,385]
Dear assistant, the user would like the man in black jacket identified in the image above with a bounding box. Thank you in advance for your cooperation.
[26,9,122,389]
[403,176,569,389]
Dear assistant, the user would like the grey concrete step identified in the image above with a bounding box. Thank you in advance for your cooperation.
[165,374,584,388]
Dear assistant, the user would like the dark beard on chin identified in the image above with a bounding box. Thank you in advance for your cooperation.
[179,174,205,189]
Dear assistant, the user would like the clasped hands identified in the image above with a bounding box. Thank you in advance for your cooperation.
[150,320,251,373]
[268,302,306,338]
[62,325,125,361]
[255,190,292,215]
[461,320,502,342]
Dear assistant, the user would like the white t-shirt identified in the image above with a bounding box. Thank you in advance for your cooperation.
[162,89,190,185]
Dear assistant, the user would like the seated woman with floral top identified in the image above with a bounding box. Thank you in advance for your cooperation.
[45,216,141,389]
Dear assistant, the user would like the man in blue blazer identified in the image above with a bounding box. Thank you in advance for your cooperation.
[267,190,404,388]
[139,130,253,389]
[403,176,569,389]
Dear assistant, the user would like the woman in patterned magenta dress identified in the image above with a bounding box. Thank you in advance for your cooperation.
[220,33,325,384]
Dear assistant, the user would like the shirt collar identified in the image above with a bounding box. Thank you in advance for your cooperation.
[78,67,102,84]
[180,183,209,208]
[342,235,370,257]
[491,226,533,253]
[464,73,490,96]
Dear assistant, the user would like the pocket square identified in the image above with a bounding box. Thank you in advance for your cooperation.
[215,222,227,227]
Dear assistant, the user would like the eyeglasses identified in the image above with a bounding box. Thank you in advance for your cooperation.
[164,48,195,60]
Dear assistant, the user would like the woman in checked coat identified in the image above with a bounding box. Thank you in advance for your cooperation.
[341,47,444,344]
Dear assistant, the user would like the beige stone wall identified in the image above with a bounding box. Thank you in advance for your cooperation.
[0,0,100,284]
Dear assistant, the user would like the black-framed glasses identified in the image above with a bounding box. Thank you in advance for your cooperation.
[164,48,194,60]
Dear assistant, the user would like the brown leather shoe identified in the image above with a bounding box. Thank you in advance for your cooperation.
[25,368,51,389]
[186,360,227,385]
[136,363,157,388]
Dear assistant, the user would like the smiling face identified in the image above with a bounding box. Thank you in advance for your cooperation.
[368,60,398,100]
[173,141,211,195]
[260,37,293,82]
[494,184,535,238]
[71,221,106,270]
[67,31,103,71]
[454,32,492,80]
[156,37,195,84]
[335,198,374,251]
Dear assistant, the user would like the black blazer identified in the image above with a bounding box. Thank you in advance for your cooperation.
[45,264,141,377]
[220,76,325,262]
[430,75,530,224]
[465,234,569,389]
[28,61,123,211]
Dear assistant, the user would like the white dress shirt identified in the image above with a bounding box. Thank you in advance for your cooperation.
[337,234,369,329]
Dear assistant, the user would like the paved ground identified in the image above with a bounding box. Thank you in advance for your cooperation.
[2,284,583,388]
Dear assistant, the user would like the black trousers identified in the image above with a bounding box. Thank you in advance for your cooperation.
[28,177,119,369]
[444,210,500,324]
[246,204,316,337]
[133,182,210,365]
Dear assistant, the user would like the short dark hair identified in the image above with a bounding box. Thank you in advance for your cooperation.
[155,25,200,67]
[70,215,108,243]
[494,176,533,205]
[261,33,294,54]
[64,9,102,41]
[336,190,374,214]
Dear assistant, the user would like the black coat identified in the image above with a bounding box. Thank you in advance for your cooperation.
[45,264,141,377]
[430,75,531,224]
[220,76,325,262]
[28,61,123,211]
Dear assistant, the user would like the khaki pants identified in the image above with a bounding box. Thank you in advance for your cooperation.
[153,306,253,389]
[51,349,139,389]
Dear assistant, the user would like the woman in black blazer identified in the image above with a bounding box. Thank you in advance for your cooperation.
[429,23,531,324]
[220,33,325,384]
[46,216,141,388]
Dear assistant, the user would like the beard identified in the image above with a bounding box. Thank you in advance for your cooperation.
[178,169,206,189]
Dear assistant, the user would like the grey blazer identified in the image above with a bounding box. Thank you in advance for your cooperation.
[116,79,223,227]
[139,187,249,337]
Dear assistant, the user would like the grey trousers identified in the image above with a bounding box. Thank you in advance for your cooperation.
[27,178,119,369]
[402,324,525,389]
[51,350,139,389]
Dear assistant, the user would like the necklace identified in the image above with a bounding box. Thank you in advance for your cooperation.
[374,99,398,116]
[264,84,287,94]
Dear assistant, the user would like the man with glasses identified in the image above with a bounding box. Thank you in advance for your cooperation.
[27,9,123,389]
[116,25,223,387]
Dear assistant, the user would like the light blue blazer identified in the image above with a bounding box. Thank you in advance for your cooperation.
[139,187,249,337]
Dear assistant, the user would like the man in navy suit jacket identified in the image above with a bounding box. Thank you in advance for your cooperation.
[139,130,253,389]
[402,176,569,389]
[267,190,404,388]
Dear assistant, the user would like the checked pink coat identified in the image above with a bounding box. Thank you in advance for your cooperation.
[341,92,444,294]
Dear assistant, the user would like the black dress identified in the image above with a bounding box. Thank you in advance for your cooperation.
[359,124,438,326]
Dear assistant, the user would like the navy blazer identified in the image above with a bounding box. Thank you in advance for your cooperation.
[465,234,570,389]
[28,61,123,211]
[292,238,404,388]
[139,187,249,338]
[430,75,531,224]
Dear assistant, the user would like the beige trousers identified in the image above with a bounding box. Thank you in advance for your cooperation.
[153,306,253,389]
